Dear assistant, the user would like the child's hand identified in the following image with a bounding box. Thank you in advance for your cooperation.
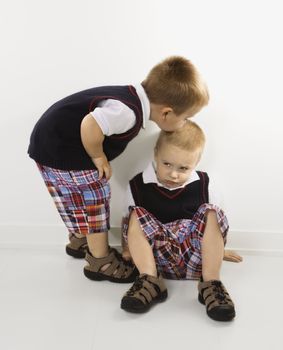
[122,247,132,262]
[92,154,112,180]
[223,249,243,263]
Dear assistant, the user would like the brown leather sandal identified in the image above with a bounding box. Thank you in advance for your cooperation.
[121,274,168,313]
[84,248,138,283]
[198,279,235,321]
[65,234,87,258]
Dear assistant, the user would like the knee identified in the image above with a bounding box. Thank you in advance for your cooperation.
[205,210,220,230]
[129,209,138,222]
[205,209,217,221]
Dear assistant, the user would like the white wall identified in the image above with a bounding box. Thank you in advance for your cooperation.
[1,0,283,244]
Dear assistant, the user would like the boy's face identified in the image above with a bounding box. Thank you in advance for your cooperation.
[154,143,200,189]
[151,105,199,132]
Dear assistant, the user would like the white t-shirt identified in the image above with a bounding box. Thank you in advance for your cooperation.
[89,84,150,135]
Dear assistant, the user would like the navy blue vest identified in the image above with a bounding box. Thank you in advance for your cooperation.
[28,85,143,170]
[130,171,209,224]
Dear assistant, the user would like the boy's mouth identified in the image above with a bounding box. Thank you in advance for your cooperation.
[164,180,180,187]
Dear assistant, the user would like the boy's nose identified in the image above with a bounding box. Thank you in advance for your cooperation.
[170,170,178,179]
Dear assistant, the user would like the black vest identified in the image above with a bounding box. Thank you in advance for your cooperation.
[130,171,209,224]
[28,85,143,170]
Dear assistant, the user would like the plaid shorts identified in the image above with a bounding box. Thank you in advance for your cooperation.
[37,163,111,235]
[123,203,229,280]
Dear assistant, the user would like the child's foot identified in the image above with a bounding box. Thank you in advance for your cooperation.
[121,274,168,313]
[223,250,243,263]
[84,248,138,283]
[198,279,235,321]
[65,233,87,258]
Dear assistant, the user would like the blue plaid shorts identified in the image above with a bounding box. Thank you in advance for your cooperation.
[123,203,229,280]
[37,163,111,234]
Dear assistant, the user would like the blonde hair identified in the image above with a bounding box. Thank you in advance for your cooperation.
[155,120,206,154]
[142,56,209,115]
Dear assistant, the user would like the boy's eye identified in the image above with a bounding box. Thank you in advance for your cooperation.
[163,162,171,167]
[180,167,189,171]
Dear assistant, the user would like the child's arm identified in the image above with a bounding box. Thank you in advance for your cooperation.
[121,216,132,261]
[80,114,112,180]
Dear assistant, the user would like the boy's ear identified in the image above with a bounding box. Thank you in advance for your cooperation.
[161,107,174,119]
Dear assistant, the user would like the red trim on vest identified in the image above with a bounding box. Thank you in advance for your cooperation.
[153,184,187,199]
[128,85,138,97]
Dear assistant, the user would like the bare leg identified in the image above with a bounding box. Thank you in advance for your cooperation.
[74,233,85,238]
[121,245,132,261]
[127,211,157,277]
[86,232,109,258]
[201,210,224,281]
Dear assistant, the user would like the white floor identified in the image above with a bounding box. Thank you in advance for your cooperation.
[0,246,282,350]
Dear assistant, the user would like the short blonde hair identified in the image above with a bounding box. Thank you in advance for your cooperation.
[142,56,209,115]
[155,120,206,154]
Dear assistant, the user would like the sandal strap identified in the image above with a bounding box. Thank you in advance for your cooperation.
[125,274,166,305]
[85,248,135,279]
[198,280,234,311]
[68,234,87,250]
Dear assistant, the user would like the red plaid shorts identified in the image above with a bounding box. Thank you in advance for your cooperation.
[123,204,229,280]
[37,163,111,235]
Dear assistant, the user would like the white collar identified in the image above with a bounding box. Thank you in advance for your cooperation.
[142,161,200,191]
[133,84,150,128]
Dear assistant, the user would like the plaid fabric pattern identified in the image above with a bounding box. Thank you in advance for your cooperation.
[37,163,111,234]
[123,203,229,280]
